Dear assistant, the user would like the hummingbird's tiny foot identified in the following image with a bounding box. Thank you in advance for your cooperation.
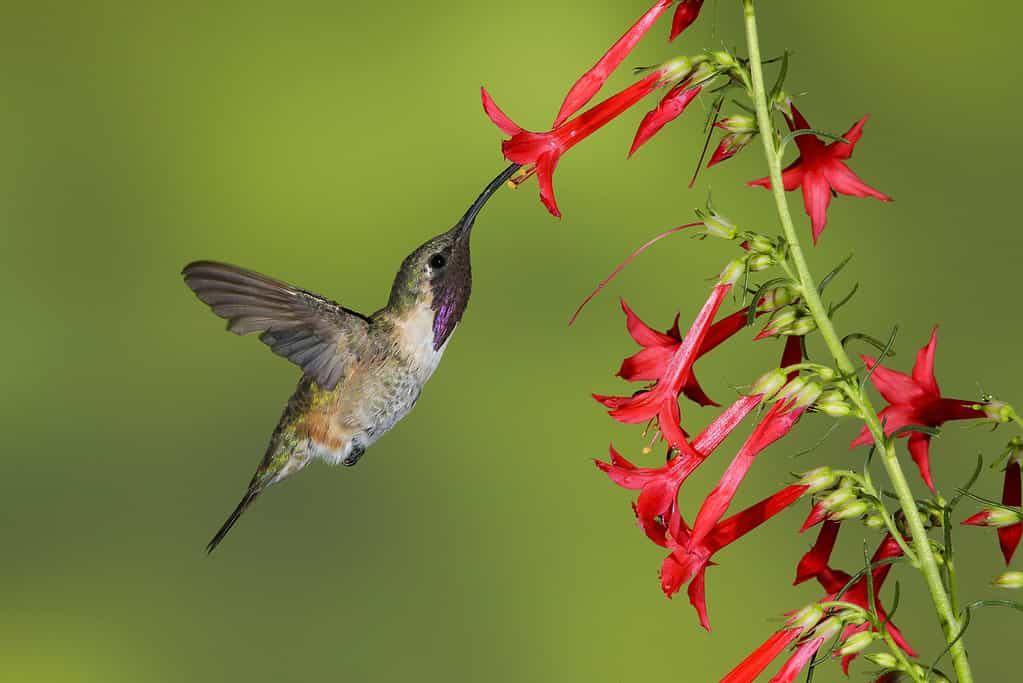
[341,444,366,467]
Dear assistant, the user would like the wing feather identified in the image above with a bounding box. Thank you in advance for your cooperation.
[182,260,371,389]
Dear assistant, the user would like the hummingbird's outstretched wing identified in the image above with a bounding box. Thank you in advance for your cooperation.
[182,261,371,390]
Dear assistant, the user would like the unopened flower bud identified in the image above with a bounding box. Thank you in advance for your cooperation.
[775,376,807,403]
[978,400,1014,423]
[751,368,787,399]
[992,570,1023,589]
[793,379,823,408]
[864,514,887,529]
[712,50,737,68]
[819,485,856,510]
[773,91,793,118]
[865,653,899,669]
[962,507,1023,528]
[830,499,870,521]
[748,234,776,254]
[762,308,797,336]
[716,115,757,134]
[815,390,853,417]
[747,253,774,272]
[687,61,717,87]
[702,212,737,239]
[800,467,838,493]
[834,608,866,626]
[838,631,875,656]
[780,316,817,337]
[789,603,824,636]
[758,286,796,313]
[816,367,837,382]
[718,258,746,285]
[660,56,694,82]
[811,616,842,642]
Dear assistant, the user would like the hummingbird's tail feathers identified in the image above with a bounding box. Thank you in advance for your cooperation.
[206,487,262,554]
[181,261,372,390]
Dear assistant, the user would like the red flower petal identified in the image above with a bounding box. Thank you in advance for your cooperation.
[552,0,673,127]
[687,566,711,631]
[480,87,523,136]
[535,152,561,217]
[769,637,825,683]
[861,355,930,406]
[721,629,801,683]
[669,0,705,41]
[629,83,702,157]
[912,326,940,396]
[907,432,936,493]
[690,402,805,545]
[999,460,1022,564]
[794,520,840,585]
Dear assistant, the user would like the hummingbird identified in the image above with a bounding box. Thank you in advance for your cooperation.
[183,163,520,552]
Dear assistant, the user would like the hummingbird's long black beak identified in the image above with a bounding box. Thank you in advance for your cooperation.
[454,162,522,239]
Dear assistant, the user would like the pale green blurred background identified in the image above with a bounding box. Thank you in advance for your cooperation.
[1,1,1019,681]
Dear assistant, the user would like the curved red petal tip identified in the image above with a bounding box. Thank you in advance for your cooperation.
[960,511,989,526]
[668,0,704,41]
[480,86,523,136]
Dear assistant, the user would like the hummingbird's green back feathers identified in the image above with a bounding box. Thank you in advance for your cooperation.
[182,261,372,390]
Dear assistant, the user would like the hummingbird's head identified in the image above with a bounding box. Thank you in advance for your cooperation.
[388,164,520,350]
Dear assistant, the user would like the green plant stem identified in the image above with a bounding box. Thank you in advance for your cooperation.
[740,2,974,681]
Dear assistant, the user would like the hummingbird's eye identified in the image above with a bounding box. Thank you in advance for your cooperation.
[429,253,447,270]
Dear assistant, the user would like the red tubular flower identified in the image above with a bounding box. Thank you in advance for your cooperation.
[615,299,766,407]
[594,283,732,451]
[794,520,840,585]
[1000,458,1022,563]
[850,327,981,493]
[727,535,915,682]
[663,484,810,629]
[552,0,672,127]
[669,0,705,41]
[482,71,666,217]
[597,394,764,534]
[720,628,802,683]
[961,456,1022,563]
[747,104,892,244]
[629,83,702,157]
[689,401,806,546]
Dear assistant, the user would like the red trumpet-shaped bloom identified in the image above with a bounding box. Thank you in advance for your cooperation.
[482,70,666,218]
[1000,459,1022,563]
[662,483,810,629]
[600,400,807,629]
[726,534,914,681]
[614,299,766,407]
[748,104,891,243]
[669,0,705,41]
[597,394,763,534]
[850,327,981,493]
[552,0,672,127]
[961,455,1022,564]
[594,283,731,451]
[629,82,702,156]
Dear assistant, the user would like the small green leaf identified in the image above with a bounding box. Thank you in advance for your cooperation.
[841,332,894,356]
[862,325,899,387]
[730,98,757,116]
[817,253,854,294]
[746,277,790,325]
[828,283,859,317]
[769,50,789,101]
[793,421,842,459]
[927,599,1023,677]
[949,455,985,508]
[888,424,941,440]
